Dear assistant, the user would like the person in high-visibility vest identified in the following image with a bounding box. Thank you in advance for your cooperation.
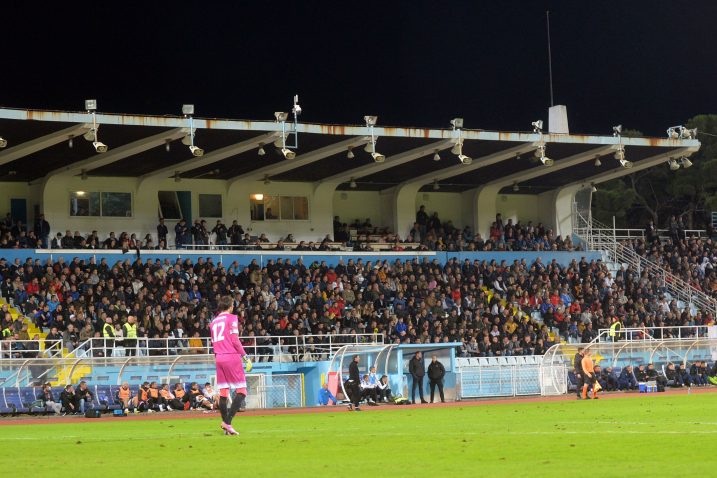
[581,349,598,400]
[609,317,622,342]
[102,316,115,356]
[123,316,138,356]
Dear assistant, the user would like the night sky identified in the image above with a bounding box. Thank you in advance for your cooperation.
[2,1,715,136]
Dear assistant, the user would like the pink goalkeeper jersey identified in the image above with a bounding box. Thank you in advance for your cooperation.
[210,312,246,356]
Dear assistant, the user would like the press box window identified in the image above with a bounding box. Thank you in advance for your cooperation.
[70,192,100,216]
[198,194,222,218]
[250,195,308,221]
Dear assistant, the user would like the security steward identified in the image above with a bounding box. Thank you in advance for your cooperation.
[609,316,622,342]
[123,316,138,356]
[102,316,115,357]
[573,347,585,399]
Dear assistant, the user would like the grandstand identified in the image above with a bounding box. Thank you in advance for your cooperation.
[1,104,715,416]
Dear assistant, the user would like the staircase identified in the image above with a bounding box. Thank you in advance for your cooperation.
[573,213,717,317]
[1,298,92,386]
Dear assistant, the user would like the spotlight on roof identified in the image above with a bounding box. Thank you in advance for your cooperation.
[681,127,697,139]
[450,118,464,129]
[165,139,171,152]
[681,156,693,168]
[281,148,296,160]
[433,151,441,161]
[181,104,201,157]
[612,124,622,136]
[540,156,554,167]
[258,144,266,156]
[364,115,378,126]
[93,141,108,153]
[594,156,602,167]
[85,99,97,111]
[432,180,440,191]
[451,143,461,155]
[458,154,472,165]
[536,144,552,166]
[0,137,8,148]
[364,115,383,161]
[292,95,302,117]
[189,145,204,157]
[512,182,519,192]
[347,147,354,159]
[591,183,598,193]
[614,146,626,161]
[532,120,543,133]
[181,104,195,116]
[84,99,108,153]
[275,112,289,122]
[371,152,385,163]
[68,136,74,149]
[349,178,357,189]
[668,158,680,171]
[666,126,680,139]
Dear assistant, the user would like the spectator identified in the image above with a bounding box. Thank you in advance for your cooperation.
[377,375,392,402]
[427,354,446,403]
[157,218,168,245]
[75,381,94,413]
[33,214,51,249]
[60,385,81,415]
[360,374,378,405]
[175,219,189,248]
[38,382,62,415]
[212,220,228,246]
[618,366,638,391]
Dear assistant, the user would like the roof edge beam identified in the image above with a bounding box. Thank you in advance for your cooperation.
[0,123,91,166]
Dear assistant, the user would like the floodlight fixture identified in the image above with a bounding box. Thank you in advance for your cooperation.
[666,126,680,139]
[458,154,472,165]
[165,140,171,152]
[0,137,7,148]
[347,147,354,159]
[189,145,204,157]
[620,158,633,169]
[364,115,383,162]
[433,151,441,161]
[681,127,697,139]
[680,156,693,168]
[275,112,289,122]
[281,147,296,160]
[612,124,622,136]
[68,136,74,149]
[84,99,108,153]
[450,118,464,129]
[535,144,552,166]
[594,156,602,167]
[614,146,625,161]
[668,158,680,171]
[258,144,266,156]
[451,143,461,155]
[512,182,519,192]
[371,152,385,163]
[349,178,357,188]
[182,104,195,116]
[532,120,543,133]
[364,115,378,126]
[433,180,440,191]
[292,95,302,116]
[591,183,598,193]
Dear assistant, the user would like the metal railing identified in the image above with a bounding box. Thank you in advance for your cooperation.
[64,333,384,361]
[0,339,64,359]
[574,212,717,316]
[595,326,714,343]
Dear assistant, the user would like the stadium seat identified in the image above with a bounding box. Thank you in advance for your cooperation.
[95,385,120,410]
[19,387,45,414]
[0,389,15,414]
[3,388,30,413]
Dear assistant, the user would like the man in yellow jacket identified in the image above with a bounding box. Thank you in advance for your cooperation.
[123,316,138,356]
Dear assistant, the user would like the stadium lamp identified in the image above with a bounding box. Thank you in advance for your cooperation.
[594,156,602,167]
[182,104,203,157]
[68,136,74,149]
[165,139,171,152]
[668,158,680,171]
[281,147,296,160]
[275,98,301,159]
[84,99,108,153]
[666,126,680,139]
[432,180,440,191]
[364,115,384,162]
[347,147,354,159]
[536,144,553,166]
[258,144,266,156]
[275,111,289,122]
[450,118,464,130]
[591,183,598,193]
[458,153,472,165]
[614,146,625,161]
[680,156,693,168]
[512,182,519,192]
[612,124,622,136]
[433,150,441,161]
[532,120,543,133]
[0,137,7,148]
[680,126,697,139]
[349,178,357,188]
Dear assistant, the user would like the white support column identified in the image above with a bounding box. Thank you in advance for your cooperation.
[0,124,91,166]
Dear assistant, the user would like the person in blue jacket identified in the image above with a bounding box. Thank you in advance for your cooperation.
[318,383,338,406]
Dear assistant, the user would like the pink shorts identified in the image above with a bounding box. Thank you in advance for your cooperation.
[215,355,247,390]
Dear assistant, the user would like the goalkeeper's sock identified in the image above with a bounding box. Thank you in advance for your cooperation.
[219,396,229,424]
[227,392,246,423]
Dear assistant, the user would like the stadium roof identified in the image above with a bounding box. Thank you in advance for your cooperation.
[0,107,700,193]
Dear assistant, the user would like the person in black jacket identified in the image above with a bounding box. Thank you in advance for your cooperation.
[60,385,81,415]
[427,355,446,403]
[156,218,168,245]
[408,351,427,404]
[573,347,584,399]
[75,381,94,413]
[347,354,362,411]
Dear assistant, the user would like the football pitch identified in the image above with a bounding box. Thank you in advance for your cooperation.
[1,393,715,477]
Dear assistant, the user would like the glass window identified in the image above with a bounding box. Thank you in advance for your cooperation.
[158,191,182,220]
[264,196,280,220]
[101,192,132,217]
[70,192,100,217]
[293,196,309,220]
[280,196,293,220]
[250,195,265,221]
[198,194,222,218]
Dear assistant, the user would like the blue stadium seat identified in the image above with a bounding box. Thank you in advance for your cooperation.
[19,387,45,414]
[0,389,15,414]
[4,388,30,413]
[95,385,121,410]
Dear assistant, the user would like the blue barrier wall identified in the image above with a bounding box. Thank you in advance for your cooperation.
[1,249,603,267]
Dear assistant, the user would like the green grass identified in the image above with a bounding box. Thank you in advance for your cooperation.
[1,394,716,477]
